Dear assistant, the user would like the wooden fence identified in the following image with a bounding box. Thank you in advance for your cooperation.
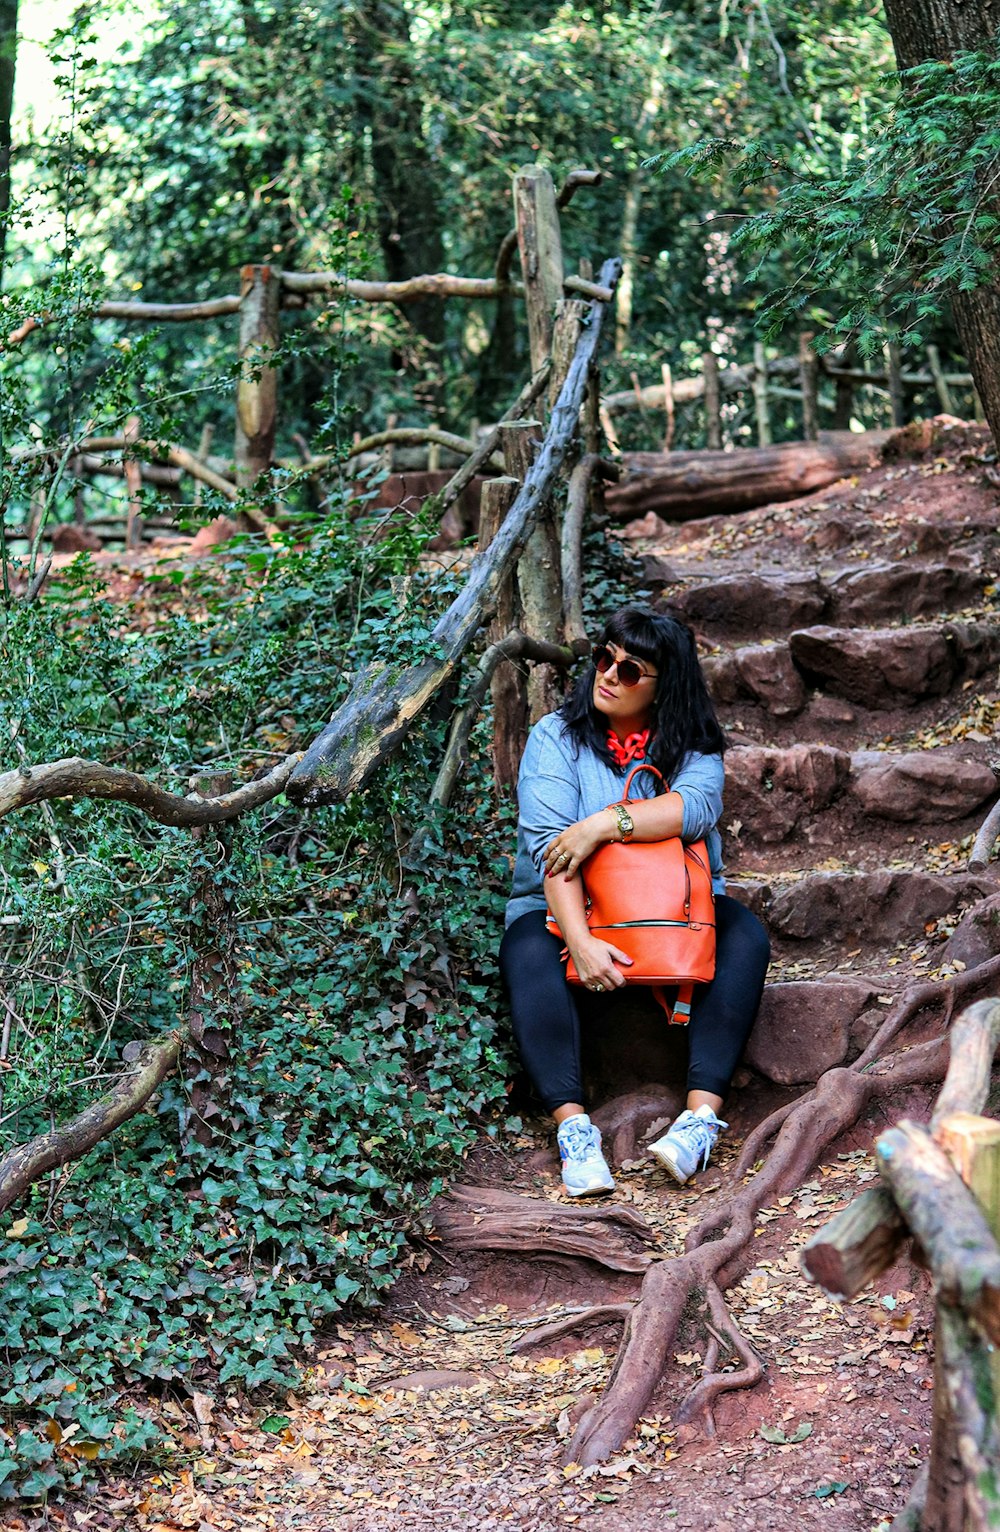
[802,999,1000,1532]
[3,162,982,552]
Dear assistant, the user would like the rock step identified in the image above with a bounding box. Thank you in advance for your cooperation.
[729,867,997,948]
[702,617,1000,718]
[725,741,998,844]
[748,888,1000,1086]
[651,558,987,641]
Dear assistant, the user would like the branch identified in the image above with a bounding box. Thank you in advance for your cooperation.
[280,269,614,305]
[0,1032,182,1216]
[876,1118,1000,1347]
[287,258,622,806]
[300,427,504,477]
[430,630,575,808]
[931,998,1000,1129]
[0,754,298,826]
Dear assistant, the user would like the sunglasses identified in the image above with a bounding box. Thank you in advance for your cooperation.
[592,644,657,688]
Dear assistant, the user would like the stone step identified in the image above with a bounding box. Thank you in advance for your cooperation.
[724,741,998,844]
[729,867,997,948]
[652,557,986,641]
[703,617,1000,718]
[746,886,1000,1086]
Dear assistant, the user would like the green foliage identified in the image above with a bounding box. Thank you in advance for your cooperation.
[0,505,520,1499]
[657,43,1000,353]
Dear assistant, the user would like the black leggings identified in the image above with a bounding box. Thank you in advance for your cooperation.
[499,896,770,1113]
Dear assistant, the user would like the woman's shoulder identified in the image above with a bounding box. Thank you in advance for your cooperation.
[521,711,579,771]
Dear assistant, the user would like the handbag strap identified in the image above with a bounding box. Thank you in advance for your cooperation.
[621,762,666,802]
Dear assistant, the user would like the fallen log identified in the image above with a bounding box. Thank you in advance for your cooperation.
[605,432,890,522]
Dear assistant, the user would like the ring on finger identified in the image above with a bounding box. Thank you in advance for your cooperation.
[593,982,604,992]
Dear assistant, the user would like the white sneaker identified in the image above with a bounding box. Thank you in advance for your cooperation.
[648,1104,728,1184]
[557,1114,615,1197]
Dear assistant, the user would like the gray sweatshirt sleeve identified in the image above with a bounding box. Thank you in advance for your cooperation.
[516,718,581,875]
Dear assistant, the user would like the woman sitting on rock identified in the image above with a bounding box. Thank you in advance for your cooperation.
[500,605,770,1196]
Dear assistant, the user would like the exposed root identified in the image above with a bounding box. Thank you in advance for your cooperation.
[432,1185,656,1274]
[566,1035,949,1467]
[511,1303,634,1354]
[733,954,1000,1181]
[675,1282,764,1433]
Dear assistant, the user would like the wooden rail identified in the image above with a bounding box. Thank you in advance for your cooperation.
[802,998,1000,1531]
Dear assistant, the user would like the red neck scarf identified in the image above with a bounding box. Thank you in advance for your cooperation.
[606,728,650,768]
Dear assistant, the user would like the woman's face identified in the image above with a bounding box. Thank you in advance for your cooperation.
[591,641,659,733]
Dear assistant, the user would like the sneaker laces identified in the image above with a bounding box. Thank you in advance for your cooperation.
[671,1110,728,1171]
[559,1118,599,1162]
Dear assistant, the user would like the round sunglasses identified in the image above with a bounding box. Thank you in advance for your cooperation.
[592,644,657,688]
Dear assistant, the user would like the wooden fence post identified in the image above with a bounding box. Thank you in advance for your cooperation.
[885,341,906,428]
[752,341,771,447]
[513,166,565,379]
[513,167,571,722]
[661,362,675,452]
[799,332,819,442]
[926,345,955,416]
[919,1113,1000,1531]
[477,475,525,794]
[123,413,143,551]
[235,263,281,496]
[702,352,722,449]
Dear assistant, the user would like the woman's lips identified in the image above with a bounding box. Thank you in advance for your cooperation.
[597,685,616,700]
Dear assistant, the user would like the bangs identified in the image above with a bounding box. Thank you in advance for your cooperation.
[601,607,665,666]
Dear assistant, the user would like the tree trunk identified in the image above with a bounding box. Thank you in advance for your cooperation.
[881,0,1000,444]
[0,0,15,284]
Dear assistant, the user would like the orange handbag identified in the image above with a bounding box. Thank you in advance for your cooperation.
[545,764,716,1025]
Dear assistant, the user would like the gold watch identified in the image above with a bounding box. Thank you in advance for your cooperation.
[610,802,635,843]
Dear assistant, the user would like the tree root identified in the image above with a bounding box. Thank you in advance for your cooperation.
[732,953,1000,1180]
[566,1034,950,1466]
[432,1185,655,1274]
[675,1282,764,1435]
[511,1303,634,1354]
[0,1032,183,1215]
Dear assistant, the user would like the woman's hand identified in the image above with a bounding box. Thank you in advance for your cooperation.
[568,933,633,992]
[544,812,614,880]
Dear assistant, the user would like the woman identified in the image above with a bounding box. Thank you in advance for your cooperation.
[500,605,770,1197]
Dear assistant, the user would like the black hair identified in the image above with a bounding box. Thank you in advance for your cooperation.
[559,605,725,784]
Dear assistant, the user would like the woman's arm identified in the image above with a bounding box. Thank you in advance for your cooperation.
[542,792,685,879]
[546,870,634,991]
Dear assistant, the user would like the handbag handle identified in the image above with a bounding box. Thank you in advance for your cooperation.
[621,763,666,802]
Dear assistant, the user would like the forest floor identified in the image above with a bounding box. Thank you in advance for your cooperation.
[11,417,1000,1532]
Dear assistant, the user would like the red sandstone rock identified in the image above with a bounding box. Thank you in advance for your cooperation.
[942,893,1000,970]
[744,978,877,1085]
[826,560,982,625]
[51,523,102,552]
[789,624,955,708]
[851,750,997,823]
[189,515,241,553]
[662,571,826,637]
[766,870,996,944]
[724,744,850,843]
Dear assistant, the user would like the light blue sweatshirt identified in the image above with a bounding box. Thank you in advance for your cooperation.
[505,711,726,928]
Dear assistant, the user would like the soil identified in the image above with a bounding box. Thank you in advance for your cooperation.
[11,416,1000,1532]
